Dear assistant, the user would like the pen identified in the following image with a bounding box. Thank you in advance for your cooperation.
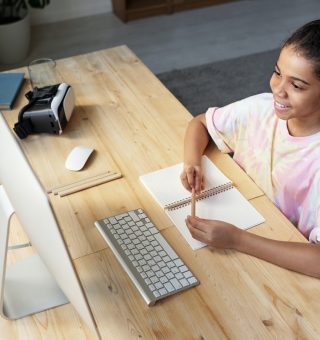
[191,187,196,217]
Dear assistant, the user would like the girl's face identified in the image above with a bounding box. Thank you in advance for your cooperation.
[270,45,320,134]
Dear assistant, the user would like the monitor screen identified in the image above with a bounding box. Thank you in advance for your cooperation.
[0,112,99,337]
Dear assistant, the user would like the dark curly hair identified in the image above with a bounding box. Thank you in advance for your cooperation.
[283,19,320,79]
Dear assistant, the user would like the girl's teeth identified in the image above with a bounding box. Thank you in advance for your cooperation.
[276,101,288,108]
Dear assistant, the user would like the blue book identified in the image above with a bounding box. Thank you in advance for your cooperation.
[0,72,24,110]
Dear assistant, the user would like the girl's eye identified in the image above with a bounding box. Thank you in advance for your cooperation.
[273,70,281,76]
[292,83,302,90]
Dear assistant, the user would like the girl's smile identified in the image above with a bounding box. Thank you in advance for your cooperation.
[274,100,290,112]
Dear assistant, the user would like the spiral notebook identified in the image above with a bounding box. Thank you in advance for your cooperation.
[140,156,265,250]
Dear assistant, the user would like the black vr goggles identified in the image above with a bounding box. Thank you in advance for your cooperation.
[14,83,75,139]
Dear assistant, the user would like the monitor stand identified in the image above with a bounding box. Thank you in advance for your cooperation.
[0,186,69,320]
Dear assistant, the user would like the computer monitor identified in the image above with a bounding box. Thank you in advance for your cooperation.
[0,113,100,338]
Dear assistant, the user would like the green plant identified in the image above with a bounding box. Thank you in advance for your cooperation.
[0,0,50,24]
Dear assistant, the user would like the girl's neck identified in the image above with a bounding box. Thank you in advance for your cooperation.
[287,118,320,137]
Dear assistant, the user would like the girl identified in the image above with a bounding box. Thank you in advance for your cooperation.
[181,20,320,278]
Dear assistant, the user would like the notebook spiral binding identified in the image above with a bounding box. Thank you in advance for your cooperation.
[165,182,233,211]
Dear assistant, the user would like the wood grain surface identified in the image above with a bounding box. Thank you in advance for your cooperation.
[2,46,320,340]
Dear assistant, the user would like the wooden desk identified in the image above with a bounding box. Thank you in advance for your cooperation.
[2,46,320,339]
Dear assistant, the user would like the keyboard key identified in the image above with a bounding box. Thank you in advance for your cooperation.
[162,267,170,274]
[149,227,159,235]
[175,272,183,280]
[155,282,163,290]
[166,272,174,280]
[179,265,188,273]
[128,211,139,222]
[109,217,117,224]
[139,259,146,266]
[154,233,178,260]
[149,259,156,266]
[159,288,167,296]
[174,259,184,267]
[142,265,150,272]
[149,284,155,291]
[188,277,198,285]
[180,278,189,287]
[155,245,162,252]
[135,254,142,261]
[164,282,175,292]
[144,254,152,261]
[156,271,163,278]
[152,265,160,272]
[141,249,148,256]
[184,271,193,279]
[158,261,166,268]
[160,276,168,284]
[146,270,154,277]
[172,267,179,274]
[171,278,182,290]
[151,276,158,283]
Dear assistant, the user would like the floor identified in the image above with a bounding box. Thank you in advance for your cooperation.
[2,0,320,73]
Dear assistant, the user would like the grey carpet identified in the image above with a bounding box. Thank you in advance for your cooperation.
[157,49,280,116]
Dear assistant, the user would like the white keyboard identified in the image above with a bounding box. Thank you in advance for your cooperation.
[95,208,199,305]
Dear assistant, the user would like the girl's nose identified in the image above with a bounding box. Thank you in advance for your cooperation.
[273,79,287,98]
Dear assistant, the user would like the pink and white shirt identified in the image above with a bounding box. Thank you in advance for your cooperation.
[205,93,320,241]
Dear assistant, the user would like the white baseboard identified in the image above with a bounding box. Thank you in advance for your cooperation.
[30,0,113,25]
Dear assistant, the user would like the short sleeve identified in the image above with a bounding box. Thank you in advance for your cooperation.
[308,192,320,243]
[307,172,320,242]
[205,107,233,153]
[205,94,271,153]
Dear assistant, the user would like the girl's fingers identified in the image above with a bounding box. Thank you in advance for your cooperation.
[185,217,208,242]
[180,172,191,191]
[186,167,196,188]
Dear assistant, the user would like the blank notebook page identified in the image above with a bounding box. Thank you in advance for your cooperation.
[140,156,265,250]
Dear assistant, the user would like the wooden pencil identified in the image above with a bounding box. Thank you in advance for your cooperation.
[191,187,196,217]
[58,172,122,197]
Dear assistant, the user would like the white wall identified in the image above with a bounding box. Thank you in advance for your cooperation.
[30,0,113,25]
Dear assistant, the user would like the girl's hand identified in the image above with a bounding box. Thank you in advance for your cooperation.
[180,164,204,193]
[185,215,242,249]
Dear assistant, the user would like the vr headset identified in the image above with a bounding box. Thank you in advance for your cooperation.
[14,83,75,139]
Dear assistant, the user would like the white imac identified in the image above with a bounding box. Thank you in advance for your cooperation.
[0,113,100,338]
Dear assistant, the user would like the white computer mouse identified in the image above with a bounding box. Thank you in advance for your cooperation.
[65,146,94,171]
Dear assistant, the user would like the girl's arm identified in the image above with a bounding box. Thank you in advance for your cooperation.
[186,216,320,278]
[237,229,320,277]
[181,114,210,193]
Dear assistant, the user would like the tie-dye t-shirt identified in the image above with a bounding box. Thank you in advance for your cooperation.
[205,93,320,241]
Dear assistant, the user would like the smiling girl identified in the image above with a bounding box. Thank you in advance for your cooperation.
[181,20,320,277]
